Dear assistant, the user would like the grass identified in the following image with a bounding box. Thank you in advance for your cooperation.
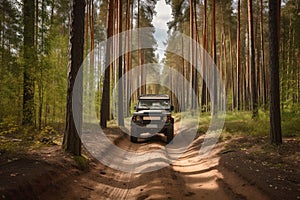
[1,109,299,156]
[194,110,300,138]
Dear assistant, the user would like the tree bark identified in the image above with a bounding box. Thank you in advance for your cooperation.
[212,0,217,115]
[100,0,114,128]
[269,0,282,145]
[229,27,235,110]
[181,35,185,111]
[118,0,124,126]
[201,0,207,112]
[63,0,85,155]
[190,0,194,110]
[248,0,258,118]
[260,0,267,109]
[236,0,241,111]
[22,0,36,126]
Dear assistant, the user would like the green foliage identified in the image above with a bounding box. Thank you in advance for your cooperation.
[0,117,20,137]
[1,0,299,153]
[0,124,63,157]
[280,1,300,108]
[223,111,268,136]
[281,111,300,137]
[38,126,59,145]
[0,127,37,155]
[0,0,69,129]
[0,1,23,123]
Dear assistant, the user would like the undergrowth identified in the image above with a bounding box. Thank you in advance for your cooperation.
[196,110,300,138]
[0,119,63,156]
[175,109,300,138]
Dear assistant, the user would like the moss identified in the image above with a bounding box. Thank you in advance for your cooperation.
[73,155,89,171]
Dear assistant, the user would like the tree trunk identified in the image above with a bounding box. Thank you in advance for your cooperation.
[37,0,45,130]
[100,0,114,128]
[118,0,124,126]
[190,0,194,110]
[63,0,85,155]
[201,0,207,112]
[88,0,95,123]
[212,0,217,115]
[260,0,267,109]
[236,0,241,111]
[193,0,199,110]
[181,35,185,111]
[137,0,143,96]
[85,0,89,56]
[298,49,300,103]
[125,0,130,116]
[229,27,235,110]
[22,0,36,126]
[269,0,282,145]
[125,0,132,116]
[248,0,258,118]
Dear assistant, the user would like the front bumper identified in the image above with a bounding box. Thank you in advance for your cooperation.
[130,121,173,137]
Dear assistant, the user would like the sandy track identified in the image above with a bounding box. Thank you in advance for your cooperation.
[37,126,268,200]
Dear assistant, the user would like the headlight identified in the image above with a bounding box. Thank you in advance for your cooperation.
[162,116,167,122]
[136,116,142,121]
[132,116,137,122]
[162,115,172,122]
[132,115,142,122]
[167,115,172,123]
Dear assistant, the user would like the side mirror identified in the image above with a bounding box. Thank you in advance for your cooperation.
[134,105,137,111]
[170,105,174,111]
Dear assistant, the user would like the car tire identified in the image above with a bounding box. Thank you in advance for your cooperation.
[130,135,138,143]
[130,127,138,143]
[167,126,174,143]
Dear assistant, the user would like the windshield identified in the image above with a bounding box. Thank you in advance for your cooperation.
[138,99,170,110]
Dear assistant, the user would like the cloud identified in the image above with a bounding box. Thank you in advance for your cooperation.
[153,0,172,30]
[153,0,172,60]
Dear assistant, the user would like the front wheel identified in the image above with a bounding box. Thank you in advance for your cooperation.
[166,126,174,143]
[130,135,138,143]
[130,127,138,143]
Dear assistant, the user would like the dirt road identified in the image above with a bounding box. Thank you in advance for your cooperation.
[34,128,269,200]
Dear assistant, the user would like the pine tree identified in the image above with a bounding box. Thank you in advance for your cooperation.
[269,0,282,145]
[22,0,36,126]
[63,0,86,155]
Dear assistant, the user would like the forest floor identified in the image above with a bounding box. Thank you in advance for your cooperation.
[0,126,299,200]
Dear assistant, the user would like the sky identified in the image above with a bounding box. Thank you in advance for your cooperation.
[152,0,172,62]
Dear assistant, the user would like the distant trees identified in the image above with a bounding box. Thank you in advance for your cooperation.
[0,1,23,122]
[1,0,299,146]
[162,0,299,143]
[0,0,69,130]
[280,0,300,107]
[164,0,297,114]
[99,0,158,127]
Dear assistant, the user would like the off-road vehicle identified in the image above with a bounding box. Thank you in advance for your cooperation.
[130,94,174,143]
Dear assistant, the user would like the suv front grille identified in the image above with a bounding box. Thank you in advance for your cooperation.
[143,116,161,121]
